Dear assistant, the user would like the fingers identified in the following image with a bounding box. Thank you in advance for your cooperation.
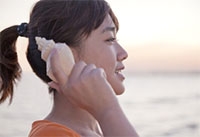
[71,63,106,81]
[69,61,87,81]
[49,48,107,95]
[94,68,107,79]
[81,64,96,77]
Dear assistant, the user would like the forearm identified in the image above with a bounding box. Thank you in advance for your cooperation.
[96,102,139,137]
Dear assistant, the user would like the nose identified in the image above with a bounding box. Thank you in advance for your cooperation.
[116,43,128,61]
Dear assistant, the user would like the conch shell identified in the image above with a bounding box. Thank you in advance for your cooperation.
[35,37,75,82]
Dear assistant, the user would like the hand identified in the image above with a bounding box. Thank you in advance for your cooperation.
[48,48,119,118]
[48,49,139,137]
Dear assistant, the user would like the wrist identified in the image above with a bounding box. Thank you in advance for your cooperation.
[93,98,121,122]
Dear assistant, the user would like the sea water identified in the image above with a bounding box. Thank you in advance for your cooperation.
[0,72,199,137]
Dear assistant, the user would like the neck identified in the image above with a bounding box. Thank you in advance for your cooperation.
[45,92,101,135]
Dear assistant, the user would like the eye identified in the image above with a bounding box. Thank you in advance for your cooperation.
[105,37,117,43]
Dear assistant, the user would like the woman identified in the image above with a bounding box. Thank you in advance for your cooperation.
[0,0,139,136]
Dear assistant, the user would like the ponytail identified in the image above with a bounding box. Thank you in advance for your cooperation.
[0,26,22,104]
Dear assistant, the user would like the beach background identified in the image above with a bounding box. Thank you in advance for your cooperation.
[0,0,200,137]
[0,72,199,137]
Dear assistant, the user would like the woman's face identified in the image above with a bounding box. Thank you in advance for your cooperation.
[77,14,128,95]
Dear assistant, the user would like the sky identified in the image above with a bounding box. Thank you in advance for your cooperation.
[0,0,200,72]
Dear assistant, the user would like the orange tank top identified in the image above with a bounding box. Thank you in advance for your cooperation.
[28,120,81,137]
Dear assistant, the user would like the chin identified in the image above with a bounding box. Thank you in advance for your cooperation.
[113,84,125,95]
[108,76,125,95]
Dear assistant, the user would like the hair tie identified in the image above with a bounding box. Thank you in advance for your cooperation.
[17,23,28,37]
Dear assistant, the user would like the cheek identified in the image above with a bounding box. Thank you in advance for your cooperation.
[93,48,117,83]
[99,52,116,75]
[103,60,125,95]
[82,47,125,94]
[83,46,116,72]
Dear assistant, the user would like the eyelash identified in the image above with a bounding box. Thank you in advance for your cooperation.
[106,37,117,42]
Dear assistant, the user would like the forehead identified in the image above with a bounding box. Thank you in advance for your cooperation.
[97,14,116,33]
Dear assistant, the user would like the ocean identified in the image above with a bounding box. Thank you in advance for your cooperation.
[0,71,199,137]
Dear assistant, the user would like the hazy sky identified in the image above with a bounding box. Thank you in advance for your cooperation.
[108,0,200,46]
[0,0,200,72]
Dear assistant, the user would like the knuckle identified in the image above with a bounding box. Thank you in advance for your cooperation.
[91,68,103,79]
[78,61,86,66]
[74,61,85,68]
[88,64,96,68]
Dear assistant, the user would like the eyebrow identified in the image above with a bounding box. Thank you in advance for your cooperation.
[102,26,116,33]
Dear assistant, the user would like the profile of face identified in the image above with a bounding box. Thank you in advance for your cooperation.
[75,14,128,95]
[26,0,127,95]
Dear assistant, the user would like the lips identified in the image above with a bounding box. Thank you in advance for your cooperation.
[115,66,125,81]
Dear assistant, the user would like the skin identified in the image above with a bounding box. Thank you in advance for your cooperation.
[47,14,139,137]
[79,14,128,95]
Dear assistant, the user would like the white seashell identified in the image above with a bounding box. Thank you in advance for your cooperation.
[35,37,75,82]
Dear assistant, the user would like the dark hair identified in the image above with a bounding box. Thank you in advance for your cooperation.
[0,0,119,104]
[0,26,22,104]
